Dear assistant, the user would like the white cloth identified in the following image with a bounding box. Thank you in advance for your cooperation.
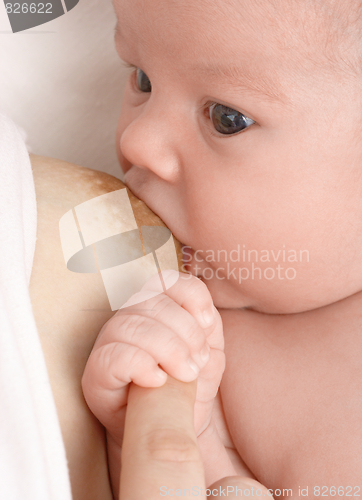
[0,113,72,500]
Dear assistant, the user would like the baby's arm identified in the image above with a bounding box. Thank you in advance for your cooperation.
[81,270,235,497]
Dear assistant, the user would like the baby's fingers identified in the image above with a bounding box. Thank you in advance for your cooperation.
[142,270,217,330]
[97,314,205,382]
[82,343,167,423]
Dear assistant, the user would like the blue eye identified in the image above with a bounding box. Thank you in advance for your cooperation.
[209,103,254,135]
[136,68,152,93]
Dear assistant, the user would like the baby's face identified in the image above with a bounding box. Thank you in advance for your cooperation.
[114,0,362,313]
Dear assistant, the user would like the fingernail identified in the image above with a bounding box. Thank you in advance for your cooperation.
[200,344,210,363]
[188,359,199,374]
[202,307,215,327]
[156,369,167,381]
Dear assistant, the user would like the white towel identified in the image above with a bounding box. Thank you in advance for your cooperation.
[0,112,72,500]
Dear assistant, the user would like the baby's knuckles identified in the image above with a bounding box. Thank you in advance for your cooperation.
[144,271,216,324]
[86,270,224,396]
[95,271,219,356]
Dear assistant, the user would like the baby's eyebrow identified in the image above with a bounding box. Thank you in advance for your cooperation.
[193,62,288,104]
[114,20,288,105]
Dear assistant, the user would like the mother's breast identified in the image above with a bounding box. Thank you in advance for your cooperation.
[28,154,183,500]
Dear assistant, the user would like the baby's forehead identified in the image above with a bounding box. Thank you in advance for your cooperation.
[115,0,361,83]
[249,0,361,77]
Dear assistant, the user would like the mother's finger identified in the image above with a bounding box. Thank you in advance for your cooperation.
[209,476,272,499]
[119,376,206,500]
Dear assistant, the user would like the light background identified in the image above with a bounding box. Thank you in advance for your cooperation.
[0,0,129,180]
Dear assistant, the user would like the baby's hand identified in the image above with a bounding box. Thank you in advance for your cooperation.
[81,270,225,445]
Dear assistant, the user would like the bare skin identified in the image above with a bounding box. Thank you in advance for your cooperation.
[28,154,254,499]
[29,154,121,500]
[220,298,362,496]
[120,375,268,500]
[109,0,362,496]
[28,154,362,499]
[26,0,362,496]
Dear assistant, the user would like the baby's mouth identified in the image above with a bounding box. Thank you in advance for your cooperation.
[124,169,192,271]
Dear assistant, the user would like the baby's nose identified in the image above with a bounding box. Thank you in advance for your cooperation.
[119,105,180,183]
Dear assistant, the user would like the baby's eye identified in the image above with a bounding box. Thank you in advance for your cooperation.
[136,68,152,93]
[209,103,255,135]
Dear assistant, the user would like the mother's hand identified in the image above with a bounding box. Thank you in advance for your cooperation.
[119,376,270,499]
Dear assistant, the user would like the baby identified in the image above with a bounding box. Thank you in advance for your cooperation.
[82,0,362,497]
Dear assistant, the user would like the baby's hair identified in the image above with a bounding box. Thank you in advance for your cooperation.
[253,0,362,80]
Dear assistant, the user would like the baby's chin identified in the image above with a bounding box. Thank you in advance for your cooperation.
[181,245,362,314]
[193,275,317,314]
[198,275,362,315]
[182,254,257,310]
[188,273,291,313]
[183,257,354,315]
[196,274,254,310]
